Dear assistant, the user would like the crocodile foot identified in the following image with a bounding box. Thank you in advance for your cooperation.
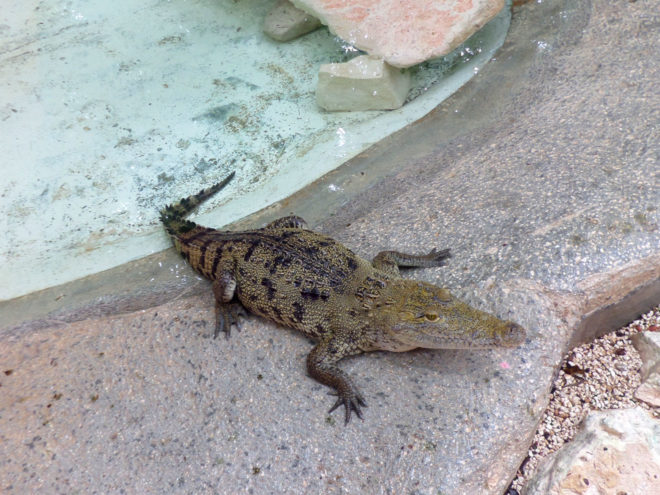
[214,301,248,339]
[328,388,367,425]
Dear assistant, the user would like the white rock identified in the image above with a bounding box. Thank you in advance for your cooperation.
[316,55,410,111]
[263,0,321,42]
[290,0,505,68]
[632,331,660,406]
[525,408,660,495]
[632,331,660,378]
[635,375,660,407]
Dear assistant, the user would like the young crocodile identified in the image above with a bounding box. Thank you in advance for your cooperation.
[160,171,526,424]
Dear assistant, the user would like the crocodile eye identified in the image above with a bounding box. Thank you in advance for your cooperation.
[424,312,438,321]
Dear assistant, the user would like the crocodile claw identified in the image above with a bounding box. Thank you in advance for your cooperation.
[214,302,248,339]
[328,390,367,425]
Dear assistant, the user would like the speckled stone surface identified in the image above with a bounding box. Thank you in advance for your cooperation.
[0,295,533,493]
[1,0,659,493]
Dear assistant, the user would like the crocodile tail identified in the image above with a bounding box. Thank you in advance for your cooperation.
[159,171,235,236]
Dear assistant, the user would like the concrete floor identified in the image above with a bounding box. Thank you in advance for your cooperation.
[1,0,659,493]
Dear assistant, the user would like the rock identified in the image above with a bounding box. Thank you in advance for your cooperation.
[635,375,660,407]
[524,408,660,495]
[632,331,660,406]
[290,0,505,67]
[632,331,660,378]
[263,0,322,42]
[316,55,410,111]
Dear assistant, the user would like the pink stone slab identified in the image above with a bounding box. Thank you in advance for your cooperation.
[290,0,505,68]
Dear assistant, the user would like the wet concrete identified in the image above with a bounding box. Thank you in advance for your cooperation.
[1,0,659,493]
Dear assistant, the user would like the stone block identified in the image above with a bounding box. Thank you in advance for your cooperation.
[316,55,411,111]
[634,375,660,407]
[632,331,660,406]
[263,0,322,42]
[291,0,505,67]
[526,408,660,495]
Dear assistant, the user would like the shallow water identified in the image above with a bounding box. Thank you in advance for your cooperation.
[0,0,510,301]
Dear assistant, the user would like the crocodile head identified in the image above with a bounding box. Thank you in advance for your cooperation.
[370,279,526,351]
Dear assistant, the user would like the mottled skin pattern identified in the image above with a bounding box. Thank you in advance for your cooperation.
[160,172,526,423]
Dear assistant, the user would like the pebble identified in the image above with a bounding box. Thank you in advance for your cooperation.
[509,304,660,492]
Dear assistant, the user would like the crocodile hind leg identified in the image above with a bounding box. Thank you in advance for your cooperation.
[371,248,451,276]
[307,336,366,424]
[212,272,247,338]
[264,215,308,230]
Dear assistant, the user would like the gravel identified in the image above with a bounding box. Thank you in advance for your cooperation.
[509,304,660,493]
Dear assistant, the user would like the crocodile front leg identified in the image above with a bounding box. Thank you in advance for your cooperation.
[372,248,451,276]
[307,336,366,424]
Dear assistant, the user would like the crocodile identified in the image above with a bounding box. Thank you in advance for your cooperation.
[160,171,526,424]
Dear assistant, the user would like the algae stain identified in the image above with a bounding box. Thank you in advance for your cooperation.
[158,35,183,45]
[262,62,294,85]
[193,103,238,123]
[157,172,175,185]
